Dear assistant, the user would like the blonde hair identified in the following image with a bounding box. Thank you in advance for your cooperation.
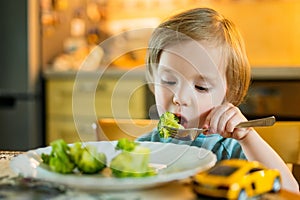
[146,7,250,106]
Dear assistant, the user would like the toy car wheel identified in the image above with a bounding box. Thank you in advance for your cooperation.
[271,177,281,192]
[237,189,247,200]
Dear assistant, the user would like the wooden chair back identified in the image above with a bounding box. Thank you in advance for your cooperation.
[255,122,300,164]
[94,118,158,141]
[255,121,300,184]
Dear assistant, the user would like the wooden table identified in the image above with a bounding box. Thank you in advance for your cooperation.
[1,151,299,200]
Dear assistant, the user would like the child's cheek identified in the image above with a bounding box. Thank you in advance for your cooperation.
[154,87,171,115]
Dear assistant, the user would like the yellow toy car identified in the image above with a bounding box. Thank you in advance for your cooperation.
[192,159,281,200]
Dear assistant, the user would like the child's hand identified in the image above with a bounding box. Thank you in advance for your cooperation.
[203,103,251,140]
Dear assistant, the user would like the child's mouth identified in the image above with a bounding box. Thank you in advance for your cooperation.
[174,113,188,128]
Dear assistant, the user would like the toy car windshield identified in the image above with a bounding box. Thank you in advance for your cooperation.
[207,165,239,176]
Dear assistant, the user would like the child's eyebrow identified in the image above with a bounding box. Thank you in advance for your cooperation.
[197,72,213,80]
[196,73,218,85]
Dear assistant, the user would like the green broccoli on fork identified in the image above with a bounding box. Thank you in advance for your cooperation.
[158,111,184,139]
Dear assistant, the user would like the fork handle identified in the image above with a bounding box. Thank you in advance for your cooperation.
[235,116,276,128]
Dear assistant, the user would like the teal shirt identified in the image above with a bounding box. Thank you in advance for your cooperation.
[136,128,246,161]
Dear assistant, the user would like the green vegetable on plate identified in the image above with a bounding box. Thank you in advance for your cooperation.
[110,138,156,178]
[71,143,106,174]
[41,139,106,174]
[41,138,156,178]
[41,139,75,174]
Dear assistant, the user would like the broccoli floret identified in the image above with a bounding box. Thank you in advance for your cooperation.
[42,139,107,174]
[110,139,156,178]
[158,112,184,139]
[69,142,83,164]
[115,138,138,152]
[76,145,106,174]
[41,153,50,165]
[42,139,75,174]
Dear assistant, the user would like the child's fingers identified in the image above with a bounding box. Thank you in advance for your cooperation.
[218,106,237,133]
[227,113,249,139]
[204,103,248,139]
[203,108,214,128]
[206,103,235,133]
[221,106,244,131]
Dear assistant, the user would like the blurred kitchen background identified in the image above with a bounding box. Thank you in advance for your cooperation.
[1,0,300,150]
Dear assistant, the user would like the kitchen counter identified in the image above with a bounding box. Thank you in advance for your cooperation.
[43,67,146,80]
[44,66,300,81]
[251,67,300,80]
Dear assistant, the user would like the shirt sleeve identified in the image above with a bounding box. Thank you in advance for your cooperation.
[211,137,246,161]
[136,129,161,142]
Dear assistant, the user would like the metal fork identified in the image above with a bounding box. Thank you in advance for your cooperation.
[163,116,276,140]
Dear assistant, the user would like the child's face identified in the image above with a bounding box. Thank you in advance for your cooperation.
[153,40,227,128]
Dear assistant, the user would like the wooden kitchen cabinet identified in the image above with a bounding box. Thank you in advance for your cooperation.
[44,70,149,144]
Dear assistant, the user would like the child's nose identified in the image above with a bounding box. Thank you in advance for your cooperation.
[172,87,192,106]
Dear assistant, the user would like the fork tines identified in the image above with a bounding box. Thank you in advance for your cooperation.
[162,126,180,138]
[162,126,191,139]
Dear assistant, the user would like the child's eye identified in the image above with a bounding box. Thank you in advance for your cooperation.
[195,85,209,92]
[161,79,176,85]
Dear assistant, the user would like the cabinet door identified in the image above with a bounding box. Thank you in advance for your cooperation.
[95,78,147,118]
[46,80,74,116]
[46,76,148,144]
[47,78,147,118]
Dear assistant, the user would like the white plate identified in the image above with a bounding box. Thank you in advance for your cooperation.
[10,141,216,191]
